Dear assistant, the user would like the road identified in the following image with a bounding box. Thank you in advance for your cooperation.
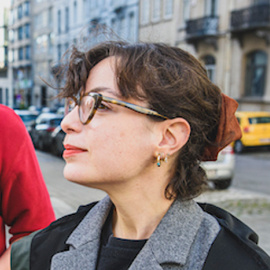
[232,149,270,195]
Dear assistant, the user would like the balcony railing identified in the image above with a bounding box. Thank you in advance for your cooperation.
[186,16,219,39]
[231,4,270,32]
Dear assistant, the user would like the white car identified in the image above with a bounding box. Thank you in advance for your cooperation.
[201,145,235,189]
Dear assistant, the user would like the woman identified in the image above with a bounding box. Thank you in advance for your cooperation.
[11,41,270,270]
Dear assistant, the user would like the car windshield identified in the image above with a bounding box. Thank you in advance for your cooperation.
[248,117,270,124]
[49,118,62,126]
[19,115,38,122]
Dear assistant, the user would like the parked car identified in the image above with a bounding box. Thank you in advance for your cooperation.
[233,111,270,153]
[29,113,63,151]
[201,145,235,189]
[50,125,65,156]
[14,109,39,131]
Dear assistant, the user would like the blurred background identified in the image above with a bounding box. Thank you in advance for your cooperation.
[1,0,270,111]
[1,0,270,253]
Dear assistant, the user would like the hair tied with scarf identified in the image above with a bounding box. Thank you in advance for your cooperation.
[202,93,242,161]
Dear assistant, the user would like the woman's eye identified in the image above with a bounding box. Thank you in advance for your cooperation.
[98,102,110,110]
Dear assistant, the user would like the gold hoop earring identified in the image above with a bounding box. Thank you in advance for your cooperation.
[157,154,161,167]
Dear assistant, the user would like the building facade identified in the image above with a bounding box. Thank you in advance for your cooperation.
[0,3,12,107]
[8,0,32,108]
[139,0,270,111]
[31,0,55,108]
[6,0,270,111]
[139,0,177,44]
[180,0,270,111]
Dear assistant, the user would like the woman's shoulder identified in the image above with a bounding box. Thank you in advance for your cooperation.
[11,201,98,270]
[199,203,270,270]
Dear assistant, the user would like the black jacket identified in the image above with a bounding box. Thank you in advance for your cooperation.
[11,202,270,270]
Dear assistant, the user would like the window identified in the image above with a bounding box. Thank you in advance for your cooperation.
[205,0,218,16]
[65,7,69,32]
[18,26,23,40]
[57,44,61,61]
[245,50,267,97]
[19,47,23,60]
[141,0,150,24]
[58,10,61,34]
[202,55,216,82]
[25,23,30,39]
[5,88,9,105]
[73,1,77,24]
[24,1,30,16]
[164,0,173,19]
[152,0,161,22]
[18,4,23,19]
[25,45,31,59]
[249,117,270,124]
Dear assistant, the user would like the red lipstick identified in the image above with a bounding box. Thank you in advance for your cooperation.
[63,144,87,158]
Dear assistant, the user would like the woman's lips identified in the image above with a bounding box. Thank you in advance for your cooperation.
[63,144,87,158]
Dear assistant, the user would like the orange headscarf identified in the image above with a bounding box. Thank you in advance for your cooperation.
[202,93,242,161]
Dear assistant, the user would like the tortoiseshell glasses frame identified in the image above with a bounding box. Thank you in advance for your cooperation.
[65,92,168,125]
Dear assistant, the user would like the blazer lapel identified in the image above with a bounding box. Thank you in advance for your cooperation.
[51,196,112,270]
[129,199,204,269]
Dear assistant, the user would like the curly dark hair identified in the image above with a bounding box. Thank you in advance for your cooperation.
[59,41,222,200]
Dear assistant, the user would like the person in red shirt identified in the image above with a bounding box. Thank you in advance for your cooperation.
[0,104,55,269]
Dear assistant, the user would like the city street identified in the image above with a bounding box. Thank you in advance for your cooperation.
[36,149,270,254]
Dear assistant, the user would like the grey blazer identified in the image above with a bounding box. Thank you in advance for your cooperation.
[51,196,220,270]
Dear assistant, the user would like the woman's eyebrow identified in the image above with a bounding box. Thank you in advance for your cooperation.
[88,87,121,98]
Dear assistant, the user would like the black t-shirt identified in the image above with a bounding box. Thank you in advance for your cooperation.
[96,208,147,270]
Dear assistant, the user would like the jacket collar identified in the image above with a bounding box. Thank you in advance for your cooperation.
[51,196,204,269]
[130,199,204,268]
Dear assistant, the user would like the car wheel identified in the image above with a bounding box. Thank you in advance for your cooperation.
[214,179,232,190]
[234,140,244,153]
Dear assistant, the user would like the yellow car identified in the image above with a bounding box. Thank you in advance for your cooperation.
[234,111,270,153]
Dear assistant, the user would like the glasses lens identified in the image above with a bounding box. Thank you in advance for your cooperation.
[65,98,76,115]
[79,95,96,124]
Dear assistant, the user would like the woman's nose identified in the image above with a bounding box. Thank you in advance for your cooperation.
[61,106,82,134]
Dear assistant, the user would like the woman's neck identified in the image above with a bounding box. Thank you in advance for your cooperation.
[108,186,174,240]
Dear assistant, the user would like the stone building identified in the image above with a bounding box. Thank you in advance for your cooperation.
[140,0,270,111]
[0,3,12,106]
[31,0,55,108]
[8,0,32,108]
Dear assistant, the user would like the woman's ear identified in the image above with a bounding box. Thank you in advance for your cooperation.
[157,118,190,155]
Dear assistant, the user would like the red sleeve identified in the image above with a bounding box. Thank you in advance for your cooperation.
[0,105,56,245]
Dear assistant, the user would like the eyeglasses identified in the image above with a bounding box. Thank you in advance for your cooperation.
[65,92,168,125]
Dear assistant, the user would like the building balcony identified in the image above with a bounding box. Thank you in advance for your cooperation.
[185,16,219,50]
[231,3,270,33]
